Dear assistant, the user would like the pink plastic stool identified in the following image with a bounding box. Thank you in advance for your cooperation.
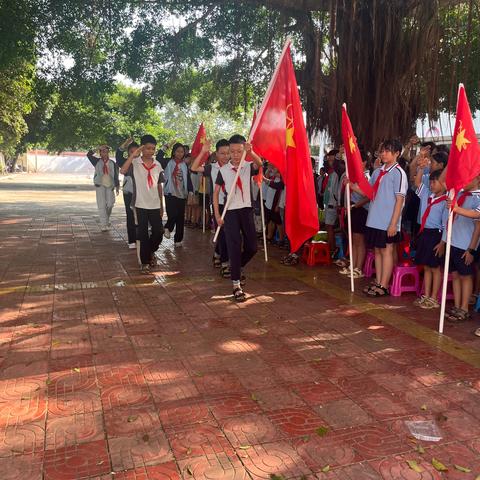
[363,250,376,278]
[417,273,454,301]
[390,264,420,297]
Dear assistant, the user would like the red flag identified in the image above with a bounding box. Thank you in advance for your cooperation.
[190,123,207,159]
[341,105,374,200]
[446,84,480,194]
[250,42,318,253]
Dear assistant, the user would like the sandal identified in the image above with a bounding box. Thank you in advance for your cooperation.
[363,281,379,294]
[447,308,471,323]
[220,266,231,278]
[213,257,222,268]
[367,284,389,297]
[282,254,299,266]
[233,287,246,302]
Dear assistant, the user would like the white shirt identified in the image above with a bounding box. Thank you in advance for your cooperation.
[131,158,164,209]
[216,161,257,210]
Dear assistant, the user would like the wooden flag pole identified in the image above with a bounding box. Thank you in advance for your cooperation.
[202,176,206,233]
[438,189,454,333]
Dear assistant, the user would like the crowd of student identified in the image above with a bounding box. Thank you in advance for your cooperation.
[304,135,479,337]
[86,134,480,336]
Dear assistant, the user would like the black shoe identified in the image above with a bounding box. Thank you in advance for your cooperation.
[233,286,246,302]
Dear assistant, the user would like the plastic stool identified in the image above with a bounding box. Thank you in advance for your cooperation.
[302,241,331,266]
[418,273,454,301]
[390,264,420,297]
[363,250,376,278]
[335,234,345,260]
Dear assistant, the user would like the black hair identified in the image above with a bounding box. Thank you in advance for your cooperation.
[229,134,246,144]
[183,144,190,150]
[327,149,339,157]
[140,134,157,145]
[216,139,230,151]
[429,169,443,182]
[420,141,436,150]
[435,144,450,155]
[381,139,403,154]
[171,142,185,157]
[432,151,448,168]
[128,142,139,152]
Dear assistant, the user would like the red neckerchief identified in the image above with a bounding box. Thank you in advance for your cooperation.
[102,159,109,175]
[141,161,156,189]
[231,164,244,200]
[172,159,183,188]
[322,167,332,192]
[453,191,473,222]
[419,194,447,233]
[372,166,392,200]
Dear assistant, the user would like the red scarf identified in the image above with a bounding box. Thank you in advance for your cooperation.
[102,159,109,175]
[172,159,183,188]
[142,161,156,189]
[232,165,244,200]
[452,191,472,222]
[372,167,390,200]
[419,194,447,233]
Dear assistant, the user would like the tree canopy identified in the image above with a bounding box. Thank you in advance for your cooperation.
[0,0,478,157]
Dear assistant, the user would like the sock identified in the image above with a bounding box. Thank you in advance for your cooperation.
[232,280,241,289]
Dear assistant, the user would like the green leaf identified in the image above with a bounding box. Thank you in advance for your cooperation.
[321,465,330,472]
[406,460,423,473]
[302,435,310,442]
[315,426,329,437]
[431,458,448,472]
[251,393,258,401]
[454,465,471,473]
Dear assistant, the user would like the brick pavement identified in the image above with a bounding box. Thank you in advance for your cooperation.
[0,174,480,479]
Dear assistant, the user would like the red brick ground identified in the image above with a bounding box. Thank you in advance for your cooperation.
[0,174,480,479]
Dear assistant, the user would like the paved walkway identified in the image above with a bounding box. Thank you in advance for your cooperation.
[1,174,480,480]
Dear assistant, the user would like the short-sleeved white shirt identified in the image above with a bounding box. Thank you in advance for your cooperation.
[131,158,164,209]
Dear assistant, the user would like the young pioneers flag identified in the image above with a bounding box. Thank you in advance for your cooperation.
[190,123,207,160]
[341,105,374,200]
[250,41,318,253]
[446,84,480,195]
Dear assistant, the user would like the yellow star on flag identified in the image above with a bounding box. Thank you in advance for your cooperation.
[348,134,356,154]
[286,104,296,148]
[455,121,471,152]
[200,136,206,144]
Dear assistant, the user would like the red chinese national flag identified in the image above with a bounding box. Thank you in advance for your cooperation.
[250,42,318,253]
[341,105,374,200]
[446,84,480,194]
[190,123,207,159]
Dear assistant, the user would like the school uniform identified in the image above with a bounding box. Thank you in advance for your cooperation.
[87,151,119,229]
[264,176,285,226]
[163,159,193,242]
[125,157,165,265]
[442,190,480,276]
[204,163,228,264]
[323,170,339,226]
[115,148,136,244]
[414,184,447,268]
[216,161,259,282]
[350,170,370,234]
[365,162,408,248]
[188,170,201,207]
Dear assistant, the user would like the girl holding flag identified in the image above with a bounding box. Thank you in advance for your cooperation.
[163,143,194,246]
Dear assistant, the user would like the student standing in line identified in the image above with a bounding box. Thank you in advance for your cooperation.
[87,145,119,232]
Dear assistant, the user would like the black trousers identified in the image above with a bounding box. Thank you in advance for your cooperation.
[123,193,136,244]
[135,207,163,265]
[214,204,228,263]
[165,195,186,242]
[223,207,257,282]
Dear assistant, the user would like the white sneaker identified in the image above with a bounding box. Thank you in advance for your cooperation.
[128,243,136,249]
[339,267,350,275]
[164,228,171,239]
[174,242,183,247]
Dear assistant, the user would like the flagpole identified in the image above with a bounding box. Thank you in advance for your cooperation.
[202,176,206,233]
[439,189,454,334]
[259,180,268,262]
[214,38,292,244]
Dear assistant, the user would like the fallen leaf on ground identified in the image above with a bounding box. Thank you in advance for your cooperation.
[431,458,448,471]
[315,426,329,437]
[321,465,330,472]
[73,368,80,373]
[420,404,427,411]
[142,434,150,442]
[416,445,425,454]
[239,445,251,450]
[454,465,471,473]
[127,416,138,422]
[406,460,423,473]
[186,448,192,455]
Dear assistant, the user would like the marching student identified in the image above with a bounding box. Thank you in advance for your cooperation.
[163,143,193,246]
[191,139,231,274]
[412,169,447,309]
[444,176,480,324]
[214,134,263,302]
[86,145,119,232]
[116,137,140,248]
[119,135,164,274]
[350,139,408,297]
